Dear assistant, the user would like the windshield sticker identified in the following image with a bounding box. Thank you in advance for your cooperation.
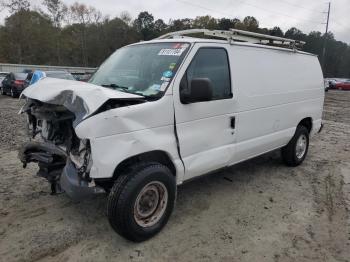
[172,43,189,48]
[162,70,173,78]
[172,43,182,48]
[169,63,176,70]
[161,76,171,81]
[158,47,186,56]
[149,84,161,91]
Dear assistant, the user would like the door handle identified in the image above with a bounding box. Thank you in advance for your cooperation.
[230,116,235,129]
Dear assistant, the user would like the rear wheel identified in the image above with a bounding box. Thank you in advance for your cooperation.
[0,87,5,95]
[281,125,309,166]
[10,88,16,98]
[107,162,176,242]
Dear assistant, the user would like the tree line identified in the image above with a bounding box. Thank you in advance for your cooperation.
[0,0,349,77]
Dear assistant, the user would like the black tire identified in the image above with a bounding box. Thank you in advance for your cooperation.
[107,162,176,242]
[0,87,5,95]
[281,125,309,167]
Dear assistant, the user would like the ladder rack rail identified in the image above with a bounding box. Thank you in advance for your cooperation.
[156,28,305,50]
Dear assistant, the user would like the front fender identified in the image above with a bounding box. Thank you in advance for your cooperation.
[88,126,184,183]
[73,95,185,184]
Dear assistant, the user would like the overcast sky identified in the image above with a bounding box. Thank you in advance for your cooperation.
[1,0,349,43]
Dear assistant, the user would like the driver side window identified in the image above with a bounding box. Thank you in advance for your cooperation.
[182,47,232,101]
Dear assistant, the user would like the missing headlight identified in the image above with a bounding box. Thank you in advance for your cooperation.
[70,139,92,179]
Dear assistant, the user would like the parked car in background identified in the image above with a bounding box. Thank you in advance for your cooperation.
[22,69,33,74]
[325,78,350,90]
[335,79,350,90]
[24,72,33,87]
[325,78,337,89]
[0,72,9,88]
[1,72,28,97]
[27,70,76,86]
[45,71,76,81]
[324,79,330,92]
[72,73,92,82]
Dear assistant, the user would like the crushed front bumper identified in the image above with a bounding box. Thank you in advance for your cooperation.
[60,161,104,201]
[19,142,104,201]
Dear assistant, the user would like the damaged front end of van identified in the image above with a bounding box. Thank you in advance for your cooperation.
[18,78,145,200]
[18,100,96,199]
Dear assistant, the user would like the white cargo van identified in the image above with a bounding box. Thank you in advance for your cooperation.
[19,29,324,241]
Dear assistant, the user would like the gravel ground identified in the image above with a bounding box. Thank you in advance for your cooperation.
[0,91,349,262]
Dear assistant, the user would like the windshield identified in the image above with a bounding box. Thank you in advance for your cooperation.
[89,42,190,98]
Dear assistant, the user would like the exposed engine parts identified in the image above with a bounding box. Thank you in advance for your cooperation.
[19,99,92,194]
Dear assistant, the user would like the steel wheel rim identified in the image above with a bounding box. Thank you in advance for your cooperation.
[134,181,168,228]
[296,134,307,159]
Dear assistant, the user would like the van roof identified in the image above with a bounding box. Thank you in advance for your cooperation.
[131,37,316,57]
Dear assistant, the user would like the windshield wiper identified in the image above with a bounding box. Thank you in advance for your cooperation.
[101,83,129,90]
[101,83,146,98]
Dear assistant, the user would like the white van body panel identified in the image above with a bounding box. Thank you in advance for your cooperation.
[227,45,324,165]
[171,42,324,180]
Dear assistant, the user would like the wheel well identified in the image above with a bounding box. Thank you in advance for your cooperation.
[298,117,312,133]
[95,151,177,191]
[113,151,176,179]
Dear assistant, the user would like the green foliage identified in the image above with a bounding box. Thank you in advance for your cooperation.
[168,18,192,31]
[192,15,218,30]
[0,2,349,77]
[0,10,55,64]
[285,27,306,41]
[133,11,155,40]
[269,27,284,37]
[242,16,259,32]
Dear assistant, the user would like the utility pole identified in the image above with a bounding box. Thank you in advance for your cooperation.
[322,2,331,71]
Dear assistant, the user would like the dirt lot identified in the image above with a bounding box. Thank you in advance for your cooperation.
[0,91,349,262]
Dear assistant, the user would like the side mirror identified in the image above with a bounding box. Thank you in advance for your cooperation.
[181,78,213,104]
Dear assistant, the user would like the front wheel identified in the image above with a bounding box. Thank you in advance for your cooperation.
[107,162,176,242]
[281,125,309,166]
[0,87,5,95]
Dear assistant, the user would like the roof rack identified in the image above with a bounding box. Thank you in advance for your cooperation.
[156,28,306,50]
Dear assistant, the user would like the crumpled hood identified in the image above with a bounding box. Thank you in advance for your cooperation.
[21,77,144,125]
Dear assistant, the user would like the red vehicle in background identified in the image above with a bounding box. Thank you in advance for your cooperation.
[335,79,350,90]
[0,72,28,97]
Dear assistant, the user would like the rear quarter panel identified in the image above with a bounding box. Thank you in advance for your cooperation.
[229,45,324,164]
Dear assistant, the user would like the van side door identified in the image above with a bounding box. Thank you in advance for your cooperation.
[173,44,236,180]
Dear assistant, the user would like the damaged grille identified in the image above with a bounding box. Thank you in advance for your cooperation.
[19,100,92,192]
